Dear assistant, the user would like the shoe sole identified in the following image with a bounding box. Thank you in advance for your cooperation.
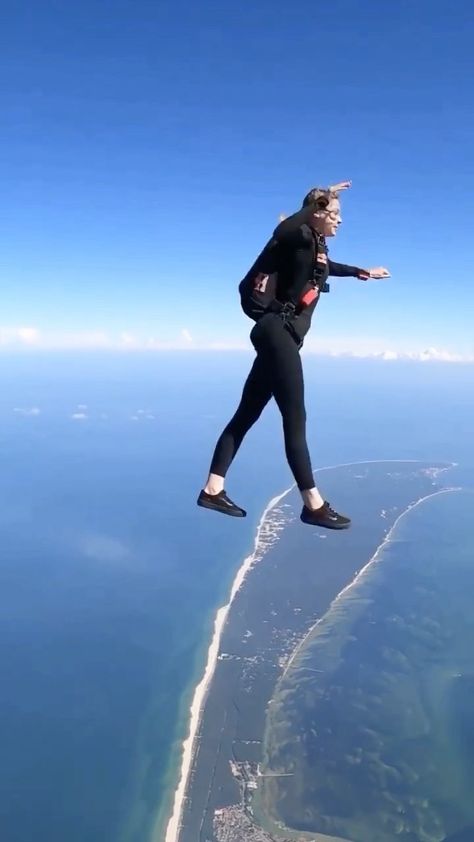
[300,515,351,530]
[197,499,246,517]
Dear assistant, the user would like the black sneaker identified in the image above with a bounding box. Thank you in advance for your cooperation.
[300,501,351,530]
[197,489,246,518]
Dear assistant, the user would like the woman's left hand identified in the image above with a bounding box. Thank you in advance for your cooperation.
[358,267,391,280]
[328,180,352,193]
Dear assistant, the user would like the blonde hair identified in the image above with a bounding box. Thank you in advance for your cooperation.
[278,187,339,222]
[301,187,339,209]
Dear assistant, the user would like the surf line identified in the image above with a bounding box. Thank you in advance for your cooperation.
[280,483,463,682]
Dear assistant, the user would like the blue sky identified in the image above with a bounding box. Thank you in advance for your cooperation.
[1,0,473,359]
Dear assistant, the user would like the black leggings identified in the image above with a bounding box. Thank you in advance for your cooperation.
[209,313,314,491]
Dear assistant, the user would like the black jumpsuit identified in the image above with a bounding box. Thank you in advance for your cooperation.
[209,209,361,491]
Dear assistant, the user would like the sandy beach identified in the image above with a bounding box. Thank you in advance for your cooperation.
[162,484,292,842]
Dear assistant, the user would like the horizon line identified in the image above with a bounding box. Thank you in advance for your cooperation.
[0,347,473,363]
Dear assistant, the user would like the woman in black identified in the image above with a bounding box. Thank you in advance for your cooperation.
[197,182,390,529]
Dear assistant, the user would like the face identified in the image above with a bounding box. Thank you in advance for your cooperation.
[311,198,342,237]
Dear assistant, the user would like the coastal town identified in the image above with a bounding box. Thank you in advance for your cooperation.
[213,761,298,842]
[213,804,297,842]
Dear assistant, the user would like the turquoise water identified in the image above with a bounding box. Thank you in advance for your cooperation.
[261,488,474,842]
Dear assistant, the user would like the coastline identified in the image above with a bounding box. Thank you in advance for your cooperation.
[161,459,456,842]
[280,478,460,684]
[162,484,293,842]
[256,484,474,842]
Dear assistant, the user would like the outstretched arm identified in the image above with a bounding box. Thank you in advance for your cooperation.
[328,259,391,280]
[328,258,361,277]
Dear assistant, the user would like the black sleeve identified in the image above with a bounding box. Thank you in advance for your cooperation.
[327,258,361,277]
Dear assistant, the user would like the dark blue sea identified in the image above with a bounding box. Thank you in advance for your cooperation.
[0,352,472,842]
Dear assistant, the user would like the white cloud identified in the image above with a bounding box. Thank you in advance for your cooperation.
[131,409,155,420]
[17,327,40,344]
[120,331,140,348]
[71,412,88,420]
[82,534,130,564]
[324,347,474,363]
[13,407,41,416]
[0,326,40,346]
[51,331,111,349]
[0,324,471,362]
[407,347,471,362]
[302,337,474,363]
[0,328,112,350]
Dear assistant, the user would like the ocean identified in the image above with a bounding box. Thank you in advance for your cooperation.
[0,352,472,842]
[261,487,474,842]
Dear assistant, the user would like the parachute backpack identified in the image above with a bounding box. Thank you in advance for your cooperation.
[238,238,282,321]
[239,229,331,324]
